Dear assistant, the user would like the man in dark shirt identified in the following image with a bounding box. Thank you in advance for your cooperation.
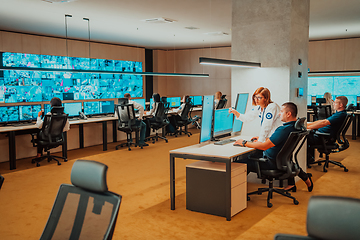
[307,96,348,164]
[235,102,313,191]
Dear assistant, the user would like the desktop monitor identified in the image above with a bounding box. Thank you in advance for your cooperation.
[132,99,146,109]
[199,95,215,143]
[19,104,41,121]
[167,97,181,108]
[63,102,82,117]
[232,93,249,133]
[84,101,100,116]
[149,98,154,109]
[213,108,233,137]
[190,96,203,106]
[316,98,326,105]
[0,106,19,124]
[99,100,115,114]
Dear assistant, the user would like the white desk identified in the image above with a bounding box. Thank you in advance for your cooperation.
[169,135,255,221]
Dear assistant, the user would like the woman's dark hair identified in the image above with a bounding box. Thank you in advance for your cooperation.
[152,93,161,102]
[50,97,62,107]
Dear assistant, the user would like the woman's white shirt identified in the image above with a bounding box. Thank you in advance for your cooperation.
[36,112,70,131]
[236,102,282,142]
[148,102,158,116]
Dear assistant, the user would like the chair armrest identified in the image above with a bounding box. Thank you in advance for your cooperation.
[314,131,330,137]
[248,157,268,178]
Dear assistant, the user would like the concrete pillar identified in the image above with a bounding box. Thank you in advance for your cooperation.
[231,0,310,182]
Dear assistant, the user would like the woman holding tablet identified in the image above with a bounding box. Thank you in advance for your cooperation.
[229,87,282,142]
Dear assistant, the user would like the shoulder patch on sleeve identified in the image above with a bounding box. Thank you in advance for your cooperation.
[266,112,273,119]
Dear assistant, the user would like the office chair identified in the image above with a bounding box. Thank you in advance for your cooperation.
[115,103,141,151]
[0,174,4,189]
[274,196,360,240]
[247,118,309,208]
[39,160,122,240]
[161,96,170,111]
[216,95,228,109]
[308,114,353,172]
[147,102,169,143]
[173,101,193,137]
[31,106,68,167]
[314,105,332,120]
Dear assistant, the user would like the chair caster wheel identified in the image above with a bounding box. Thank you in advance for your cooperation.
[64,159,68,162]
[267,203,273,208]
[128,148,131,151]
[175,135,177,137]
[165,140,168,143]
[141,146,143,149]
[115,147,119,150]
[294,200,299,205]
[344,168,349,172]
[36,163,40,167]
[323,169,327,172]
[58,162,61,165]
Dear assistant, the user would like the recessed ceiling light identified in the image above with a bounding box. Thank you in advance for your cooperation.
[142,17,177,24]
[204,31,230,36]
[41,0,77,3]
[185,27,199,30]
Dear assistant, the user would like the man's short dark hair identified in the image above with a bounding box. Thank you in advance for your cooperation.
[50,97,62,107]
[282,102,297,117]
[336,96,348,107]
[124,93,131,99]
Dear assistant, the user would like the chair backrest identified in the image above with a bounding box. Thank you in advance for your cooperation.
[118,98,128,106]
[216,98,227,109]
[153,102,169,126]
[336,114,353,151]
[316,105,331,120]
[40,109,68,143]
[115,103,136,128]
[306,196,360,240]
[180,102,192,121]
[39,160,122,240]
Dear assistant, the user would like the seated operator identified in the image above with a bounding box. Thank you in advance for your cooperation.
[234,102,313,191]
[122,93,148,147]
[306,96,348,164]
[35,97,70,158]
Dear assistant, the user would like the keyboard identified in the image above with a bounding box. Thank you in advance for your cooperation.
[214,138,236,145]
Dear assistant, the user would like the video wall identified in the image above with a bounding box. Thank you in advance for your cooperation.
[308,75,360,105]
[0,52,144,103]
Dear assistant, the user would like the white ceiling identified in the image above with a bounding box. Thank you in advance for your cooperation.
[0,0,359,50]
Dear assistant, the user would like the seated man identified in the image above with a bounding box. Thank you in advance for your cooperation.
[35,97,70,158]
[235,102,313,191]
[123,93,148,147]
[306,96,348,164]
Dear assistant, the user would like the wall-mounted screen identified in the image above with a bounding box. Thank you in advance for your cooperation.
[19,104,41,121]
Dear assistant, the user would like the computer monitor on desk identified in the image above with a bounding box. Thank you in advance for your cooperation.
[316,98,326,106]
[99,100,115,115]
[190,96,202,106]
[213,108,233,138]
[63,102,82,118]
[232,93,249,134]
[19,104,42,121]
[199,95,214,143]
[132,99,146,109]
[167,97,181,108]
[84,101,100,116]
[0,106,19,125]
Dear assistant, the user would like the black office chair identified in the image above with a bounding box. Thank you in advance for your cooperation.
[31,106,68,167]
[274,196,360,240]
[147,102,169,143]
[216,95,228,109]
[173,101,193,137]
[0,174,4,189]
[247,117,309,208]
[39,160,122,240]
[115,103,141,151]
[309,114,353,172]
[314,105,332,120]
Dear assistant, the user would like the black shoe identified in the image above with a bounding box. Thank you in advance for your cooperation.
[140,143,149,147]
[284,185,297,192]
[307,173,313,192]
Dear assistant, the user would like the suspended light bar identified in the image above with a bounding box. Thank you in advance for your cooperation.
[0,66,209,77]
[199,57,261,68]
[308,70,360,76]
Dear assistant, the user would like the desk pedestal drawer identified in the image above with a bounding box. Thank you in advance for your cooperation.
[186,161,247,218]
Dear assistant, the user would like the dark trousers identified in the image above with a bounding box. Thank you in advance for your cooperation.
[145,117,157,137]
[134,119,146,144]
[307,132,323,164]
[37,132,44,154]
[168,115,181,133]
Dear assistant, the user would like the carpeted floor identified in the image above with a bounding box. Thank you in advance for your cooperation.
[0,130,359,239]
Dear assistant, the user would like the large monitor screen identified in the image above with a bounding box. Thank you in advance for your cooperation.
[63,102,82,117]
[99,100,115,114]
[0,106,19,123]
[167,97,181,108]
[84,101,100,116]
[213,108,233,137]
[19,104,41,121]
[199,95,214,143]
[232,93,249,133]
[132,99,146,109]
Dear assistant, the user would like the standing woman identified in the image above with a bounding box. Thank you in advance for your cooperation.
[229,87,282,142]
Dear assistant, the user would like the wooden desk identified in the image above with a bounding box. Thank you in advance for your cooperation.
[169,135,255,221]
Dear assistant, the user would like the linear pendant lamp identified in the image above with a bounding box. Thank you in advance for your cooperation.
[308,70,360,76]
[0,66,209,77]
[199,57,261,68]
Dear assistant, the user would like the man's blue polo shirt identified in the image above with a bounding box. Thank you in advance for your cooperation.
[318,110,347,138]
[263,121,296,161]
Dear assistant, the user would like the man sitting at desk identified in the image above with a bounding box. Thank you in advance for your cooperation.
[35,97,70,158]
[306,96,348,164]
[234,102,313,191]
[123,93,148,147]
